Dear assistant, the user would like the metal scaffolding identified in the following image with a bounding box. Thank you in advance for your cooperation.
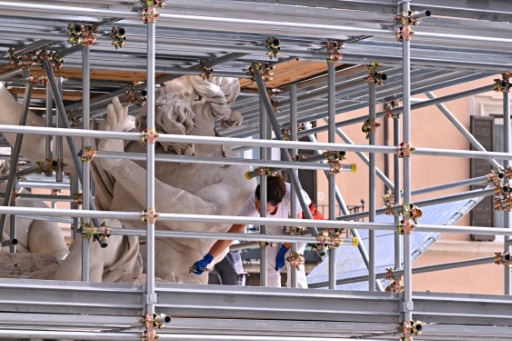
[0,1,511,340]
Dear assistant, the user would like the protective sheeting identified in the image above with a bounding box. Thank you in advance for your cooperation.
[307,195,483,290]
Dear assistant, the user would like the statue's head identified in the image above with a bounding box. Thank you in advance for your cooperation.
[135,75,243,155]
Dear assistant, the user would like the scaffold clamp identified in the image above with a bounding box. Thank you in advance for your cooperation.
[266,37,281,59]
[258,241,277,248]
[141,312,170,341]
[404,203,423,223]
[325,40,343,63]
[362,118,381,139]
[324,150,346,162]
[286,251,305,269]
[367,62,387,85]
[29,75,49,86]
[385,99,403,119]
[199,60,214,80]
[288,226,306,236]
[290,154,306,161]
[35,158,68,176]
[316,231,331,245]
[397,142,415,157]
[67,23,98,47]
[323,150,347,174]
[246,62,275,83]
[494,251,512,266]
[329,231,344,249]
[126,82,148,107]
[382,190,397,215]
[74,193,83,205]
[9,48,63,71]
[329,160,344,174]
[397,218,415,235]
[140,0,165,23]
[493,71,511,93]
[486,167,512,211]
[141,128,159,144]
[314,229,350,250]
[282,123,305,141]
[385,268,404,293]
[80,222,112,248]
[79,146,97,162]
[111,26,127,49]
[8,48,37,69]
[400,320,425,341]
[141,208,159,223]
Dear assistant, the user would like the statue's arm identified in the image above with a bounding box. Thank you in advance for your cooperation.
[0,83,82,173]
[97,97,217,229]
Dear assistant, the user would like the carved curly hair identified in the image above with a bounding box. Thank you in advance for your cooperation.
[135,75,242,155]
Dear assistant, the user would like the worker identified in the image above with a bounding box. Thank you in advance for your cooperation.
[192,173,313,288]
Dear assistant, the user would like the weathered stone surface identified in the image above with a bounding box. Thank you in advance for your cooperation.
[0,252,59,280]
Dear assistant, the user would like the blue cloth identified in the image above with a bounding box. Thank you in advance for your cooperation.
[191,253,214,275]
[275,244,289,271]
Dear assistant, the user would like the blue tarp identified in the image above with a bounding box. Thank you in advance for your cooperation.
[307,196,483,290]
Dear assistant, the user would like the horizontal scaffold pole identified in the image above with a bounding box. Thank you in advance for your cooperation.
[97,151,334,172]
[342,187,494,221]
[310,256,496,288]
[2,125,512,161]
[0,206,511,237]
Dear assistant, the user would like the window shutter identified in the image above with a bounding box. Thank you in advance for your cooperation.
[469,116,495,241]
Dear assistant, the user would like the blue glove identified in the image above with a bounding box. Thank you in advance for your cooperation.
[275,245,289,271]
[191,253,214,275]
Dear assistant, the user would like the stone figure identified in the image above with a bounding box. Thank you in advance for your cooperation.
[0,150,69,261]
[0,75,254,283]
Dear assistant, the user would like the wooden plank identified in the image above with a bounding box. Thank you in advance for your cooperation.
[0,64,153,82]
[8,88,93,101]
[2,60,334,89]
[239,59,330,89]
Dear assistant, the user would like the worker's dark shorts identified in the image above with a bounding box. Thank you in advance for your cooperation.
[208,250,246,286]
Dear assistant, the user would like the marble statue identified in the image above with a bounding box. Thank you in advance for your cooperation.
[0,75,254,283]
[0,151,69,261]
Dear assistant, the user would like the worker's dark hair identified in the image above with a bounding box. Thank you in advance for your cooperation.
[255,173,286,206]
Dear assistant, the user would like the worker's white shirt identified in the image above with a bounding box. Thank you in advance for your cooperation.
[239,183,311,230]
[238,183,311,288]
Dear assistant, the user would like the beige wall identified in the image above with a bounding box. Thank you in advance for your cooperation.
[412,239,506,294]
[315,75,512,294]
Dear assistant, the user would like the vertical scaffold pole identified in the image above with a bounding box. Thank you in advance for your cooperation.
[0,70,32,249]
[45,83,53,160]
[81,46,91,282]
[70,174,79,241]
[290,83,298,288]
[42,61,86,190]
[401,0,414,322]
[9,177,17,253]
[145,14,157,315]
[394,111,402,270]
[504,87,511,295]
[368,76,376,291]
[55,77,64,183]
[254,72,317,235]
[327,62,337,289]
[308,131,384,291]
[259,98,268,287]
